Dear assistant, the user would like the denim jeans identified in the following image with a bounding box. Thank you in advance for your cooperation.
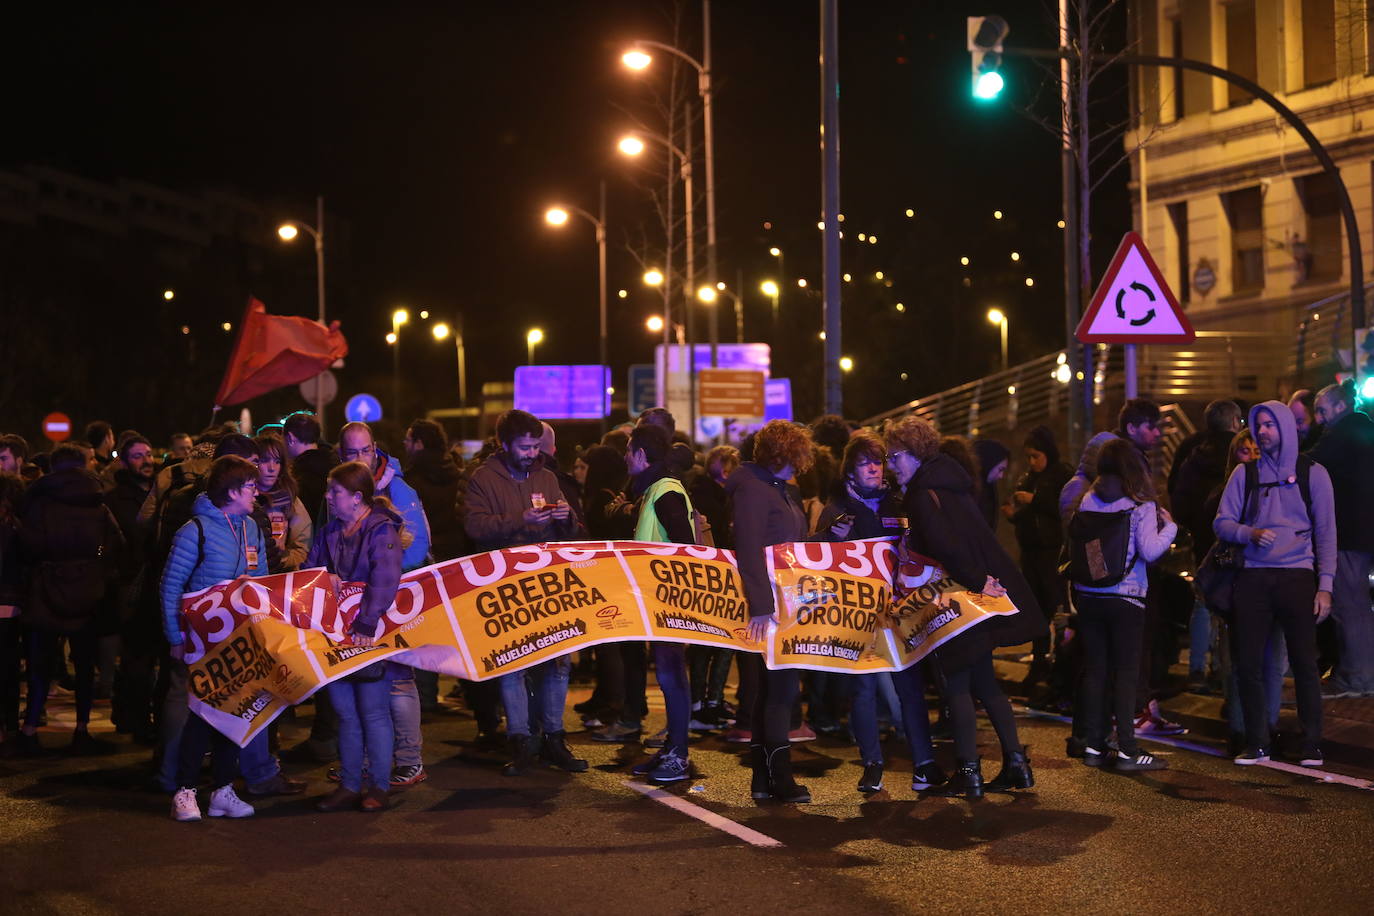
[653,642,690,752]
[1188,599,1213,676]
[500,656,572,737]
[851,667,935,765]
[389,664,423,768]
[239,730,279,786]
[328,665,393,793]
[158,660,191,792]
[1328,550,1374,694]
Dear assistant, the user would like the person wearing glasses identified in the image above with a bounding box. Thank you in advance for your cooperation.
[160,455,269,821]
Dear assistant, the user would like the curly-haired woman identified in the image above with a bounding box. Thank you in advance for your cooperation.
[727,420,815,803]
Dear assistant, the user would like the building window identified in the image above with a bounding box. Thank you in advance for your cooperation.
[1298,172,1342,281]
[1168,202,1190,302]
[1224,186,1264,293]
[1171,17,1185,121]
[1224,0,1258,108]
[1302,0,1337,87]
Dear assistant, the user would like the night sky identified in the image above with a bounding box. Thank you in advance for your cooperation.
[2,0,1129,439]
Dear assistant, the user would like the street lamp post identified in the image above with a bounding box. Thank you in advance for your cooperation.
[526,327,544,366]
[544,184,609,433]
[277,194,328,424]
[620,132,696,430]
[987,307,1008,372]
[433,319,469,440]
[390,308,408,422]
[624,7,719,368]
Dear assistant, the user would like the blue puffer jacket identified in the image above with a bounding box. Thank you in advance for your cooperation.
[160,493,268,646]
[377,451,431,572]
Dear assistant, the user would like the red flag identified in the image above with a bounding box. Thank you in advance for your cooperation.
[214,298,349,408]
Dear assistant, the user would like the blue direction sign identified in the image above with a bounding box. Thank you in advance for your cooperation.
[345,393,383,423]
[628,364,657,416]
[764,378,793,421]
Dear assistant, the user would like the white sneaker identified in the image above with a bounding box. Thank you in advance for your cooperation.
[207,785,255,818]
[172,788,202,822]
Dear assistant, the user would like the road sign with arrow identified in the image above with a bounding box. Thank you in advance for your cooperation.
[1076,231,1195,344]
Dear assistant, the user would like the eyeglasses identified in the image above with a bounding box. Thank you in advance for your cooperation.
[341,444,376,459]
[888,450,911,462]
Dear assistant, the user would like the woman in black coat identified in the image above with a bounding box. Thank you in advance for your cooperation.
[885,416,1044,798]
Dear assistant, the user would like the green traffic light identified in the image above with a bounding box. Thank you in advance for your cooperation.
[974,70,1004,100]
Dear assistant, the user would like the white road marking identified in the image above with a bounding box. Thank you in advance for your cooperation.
[623,781,784,848]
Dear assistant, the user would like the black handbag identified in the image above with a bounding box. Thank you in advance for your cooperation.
[1195,540,1245,620]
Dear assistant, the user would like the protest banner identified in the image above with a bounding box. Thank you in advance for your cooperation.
[180,540,1019,746]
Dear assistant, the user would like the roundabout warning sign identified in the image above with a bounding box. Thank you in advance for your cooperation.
[1076,232,1195,344]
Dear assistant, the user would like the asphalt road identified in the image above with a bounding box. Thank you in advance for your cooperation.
[5,681,1374,916]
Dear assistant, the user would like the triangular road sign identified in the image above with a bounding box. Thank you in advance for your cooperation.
[1076,231,1195,344]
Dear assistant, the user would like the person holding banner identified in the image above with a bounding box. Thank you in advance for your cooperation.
[728,419,815,803]
[464,409,587,776]
[620,422,699,784]
[161,455,266,821]
[885,416,1043,800]
[308,461,407,812]
[816,433,946,795]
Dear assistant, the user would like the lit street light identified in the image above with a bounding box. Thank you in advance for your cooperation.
[433,319,471,438]
[987,307,1008,372]
[696,285,717,305]
[544,185,610,430]
[277,195,328,423]
[624,20,721,373]
[162,289,175,301]
[644,268,664,287]
[527,327,544,365]
[391,308,410,420]
[646,315,665,334]
[839,356,854,373]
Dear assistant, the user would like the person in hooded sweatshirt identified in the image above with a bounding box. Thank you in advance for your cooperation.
[1068,439,1178,771]
[817,432,946,795]
[972,439,1010,531]
[885,416,1045,799]
[1214,400,1336,767]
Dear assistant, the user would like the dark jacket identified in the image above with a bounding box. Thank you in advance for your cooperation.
[904,452,1045,672]
[815,481,906,542]
[1307,408,1374,554]
[406,447,468,561]
[1169,430,1232,561]
[22,467,125,635]
[1010,461,1073,552]
[306,503,405,637]
[464,452,584,552]
[726,462,807,620]
[972,439,1010,531]
[292,445,340,527]
[552,465,588,531]
[686,467,733,548]
[104,468,152,583]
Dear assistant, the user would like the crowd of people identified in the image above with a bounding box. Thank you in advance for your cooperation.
[0,377,1367,819]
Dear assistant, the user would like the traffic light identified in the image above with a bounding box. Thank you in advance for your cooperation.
[967,15,1010,100]
[1358,328,1374,404]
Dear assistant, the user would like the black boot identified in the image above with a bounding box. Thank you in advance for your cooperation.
[541,731,589,773]
[764,744,810,803]
[502,735,539,776]
[939,759,984,800]
[986,749,1034,791]
[748,744,771,800]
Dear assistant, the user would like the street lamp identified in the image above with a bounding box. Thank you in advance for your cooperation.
[433,320,471,439]
[526,327,544,365]
[839,356,854,373]
[162,289,175,301]
[277,195,328,423]
[643,268,664,287]
[391,308,409,421]
[543,185,609,430]
[624,17,720,371]
[987,307,1008,372]
[646,315,665,334]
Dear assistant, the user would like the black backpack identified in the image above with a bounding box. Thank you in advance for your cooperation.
[1059,507,1136,588]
